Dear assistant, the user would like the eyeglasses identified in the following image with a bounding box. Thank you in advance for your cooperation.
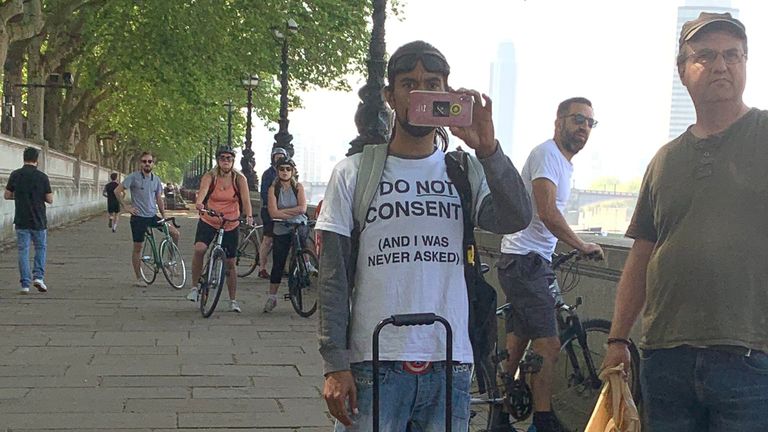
[687,48,746,66]
[218,155,234,162]
[140,159,154,164]
[278,166,293,172]
[562,113,598,129]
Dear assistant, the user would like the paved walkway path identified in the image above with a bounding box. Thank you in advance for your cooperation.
[0,211,331,431]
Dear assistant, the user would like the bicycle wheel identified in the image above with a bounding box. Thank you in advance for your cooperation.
[287,248,318,317]
[139,238,158,284]
[159,239,187,289]
[551,319,640,431]
[236,228,260,277]
[478,352,516,432]
[200,247,226,318]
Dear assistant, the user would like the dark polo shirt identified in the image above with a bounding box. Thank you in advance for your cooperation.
[5,164,52,230]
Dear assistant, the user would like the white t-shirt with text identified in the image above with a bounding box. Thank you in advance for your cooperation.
[501,139,573,260]
[316,149,477,364]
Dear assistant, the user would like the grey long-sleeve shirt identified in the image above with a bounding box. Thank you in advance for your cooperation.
[317,144,531,375]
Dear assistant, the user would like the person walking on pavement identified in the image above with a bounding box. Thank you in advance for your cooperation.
[603,12,768,431]
[114,151,180,287]
[263,157,308,313]
[4,147,53,294]
[498,97,603,432]
[186,146,253,313]
[103,172,120,233]
[316,40,532,431]
[257,146,288,280]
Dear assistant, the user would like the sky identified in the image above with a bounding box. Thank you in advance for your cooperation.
[245,0,768,191]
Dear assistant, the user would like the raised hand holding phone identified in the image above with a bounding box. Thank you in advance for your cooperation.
[449,89,497,158]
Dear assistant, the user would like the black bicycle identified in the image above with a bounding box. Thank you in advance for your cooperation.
[274,219,319,318]
[198,209,241,318]
[470,250,641,432]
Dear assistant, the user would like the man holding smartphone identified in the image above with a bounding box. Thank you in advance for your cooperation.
[317,40,531,431]
[498,97,603,432]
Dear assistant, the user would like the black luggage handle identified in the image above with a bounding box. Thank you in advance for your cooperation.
[372,313,453,432]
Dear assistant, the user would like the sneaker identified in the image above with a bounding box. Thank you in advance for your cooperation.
[18,286,30,294]
[112,226,117,233]
[230,300,242,313]
[186,286,199,302]
[258,269,270,280]
[263,297,277,313]
[32,279,48,293]
[133,279,147,288]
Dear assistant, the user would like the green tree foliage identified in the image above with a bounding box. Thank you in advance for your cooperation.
[3,0,381,174]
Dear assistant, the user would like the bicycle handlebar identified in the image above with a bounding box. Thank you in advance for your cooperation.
[272,218,316,227]
[200,208,242,223]
[157,217,181,228]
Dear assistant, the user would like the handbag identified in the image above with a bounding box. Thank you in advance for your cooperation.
[584,363,641,432]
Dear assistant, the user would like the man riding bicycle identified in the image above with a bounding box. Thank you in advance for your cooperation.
[115,151,180,288]
[186,146,253,313]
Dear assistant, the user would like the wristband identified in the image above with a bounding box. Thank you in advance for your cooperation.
[607,337,632,347]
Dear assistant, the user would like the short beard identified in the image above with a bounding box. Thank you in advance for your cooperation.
[397,115,434,138]
[142,166,152,174]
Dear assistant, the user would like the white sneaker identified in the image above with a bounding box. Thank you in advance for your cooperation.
[18,286,30,294]
[186,287,199,302]
[263,297,277,313]
[33,279,47,293]
[306,261,319,277]
[230,300,242,313]
[133,279,147,288]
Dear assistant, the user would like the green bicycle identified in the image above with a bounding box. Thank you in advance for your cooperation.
[139,217,187,289]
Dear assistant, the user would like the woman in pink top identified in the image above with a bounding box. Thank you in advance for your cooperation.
[186,146,253,312]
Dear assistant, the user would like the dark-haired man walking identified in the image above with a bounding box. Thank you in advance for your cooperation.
[4,147,53,294]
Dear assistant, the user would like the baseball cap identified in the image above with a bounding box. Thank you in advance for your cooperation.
[679,12,746,50]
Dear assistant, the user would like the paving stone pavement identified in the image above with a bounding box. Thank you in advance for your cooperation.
[0,211,334,431]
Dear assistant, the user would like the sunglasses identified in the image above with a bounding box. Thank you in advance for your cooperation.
[218,155,234,162]
[278,166,293,172]
[140,159,154,164]
[388,52,450,81]
[562,113,598,129]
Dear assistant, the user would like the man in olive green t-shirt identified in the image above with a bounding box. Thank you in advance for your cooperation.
[604,12,768,431]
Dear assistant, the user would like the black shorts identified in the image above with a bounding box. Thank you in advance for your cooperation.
[107,200,120,214]
[260,207,274,237]
[194,220,238,258]
[130,215,161,243]
[497,252,558,339]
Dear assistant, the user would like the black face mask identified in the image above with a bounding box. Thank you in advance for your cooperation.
[397,114,434,138]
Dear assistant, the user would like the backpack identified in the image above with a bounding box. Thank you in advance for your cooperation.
[203,171,242,213]
[351,144,497,392]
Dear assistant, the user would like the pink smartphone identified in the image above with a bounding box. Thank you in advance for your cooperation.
[408,91,473,127]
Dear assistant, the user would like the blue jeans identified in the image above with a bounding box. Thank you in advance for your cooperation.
[641,346,768,431]
[334,361,471,432]
[16,229,47,287]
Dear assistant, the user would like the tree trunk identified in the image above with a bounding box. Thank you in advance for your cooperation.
[2,41,24,138]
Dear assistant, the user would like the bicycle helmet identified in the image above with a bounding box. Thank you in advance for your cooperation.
[216,145,236,158]
[275,157,296,169]
[271,147,288,158]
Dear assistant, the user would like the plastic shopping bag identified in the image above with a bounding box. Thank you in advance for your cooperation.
[584,363,641,432]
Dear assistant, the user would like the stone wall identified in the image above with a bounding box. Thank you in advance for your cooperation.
[0,136,119,244]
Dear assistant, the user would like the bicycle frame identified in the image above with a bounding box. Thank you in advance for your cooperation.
[143,221,173,266]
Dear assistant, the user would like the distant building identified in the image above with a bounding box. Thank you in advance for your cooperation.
[489,41,517,159]
[669,0,739,139]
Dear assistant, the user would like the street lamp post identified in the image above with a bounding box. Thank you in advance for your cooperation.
[241,74,260,189]
[223,100,234,148]
[272,19,298,157]
[348,0,390,156]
